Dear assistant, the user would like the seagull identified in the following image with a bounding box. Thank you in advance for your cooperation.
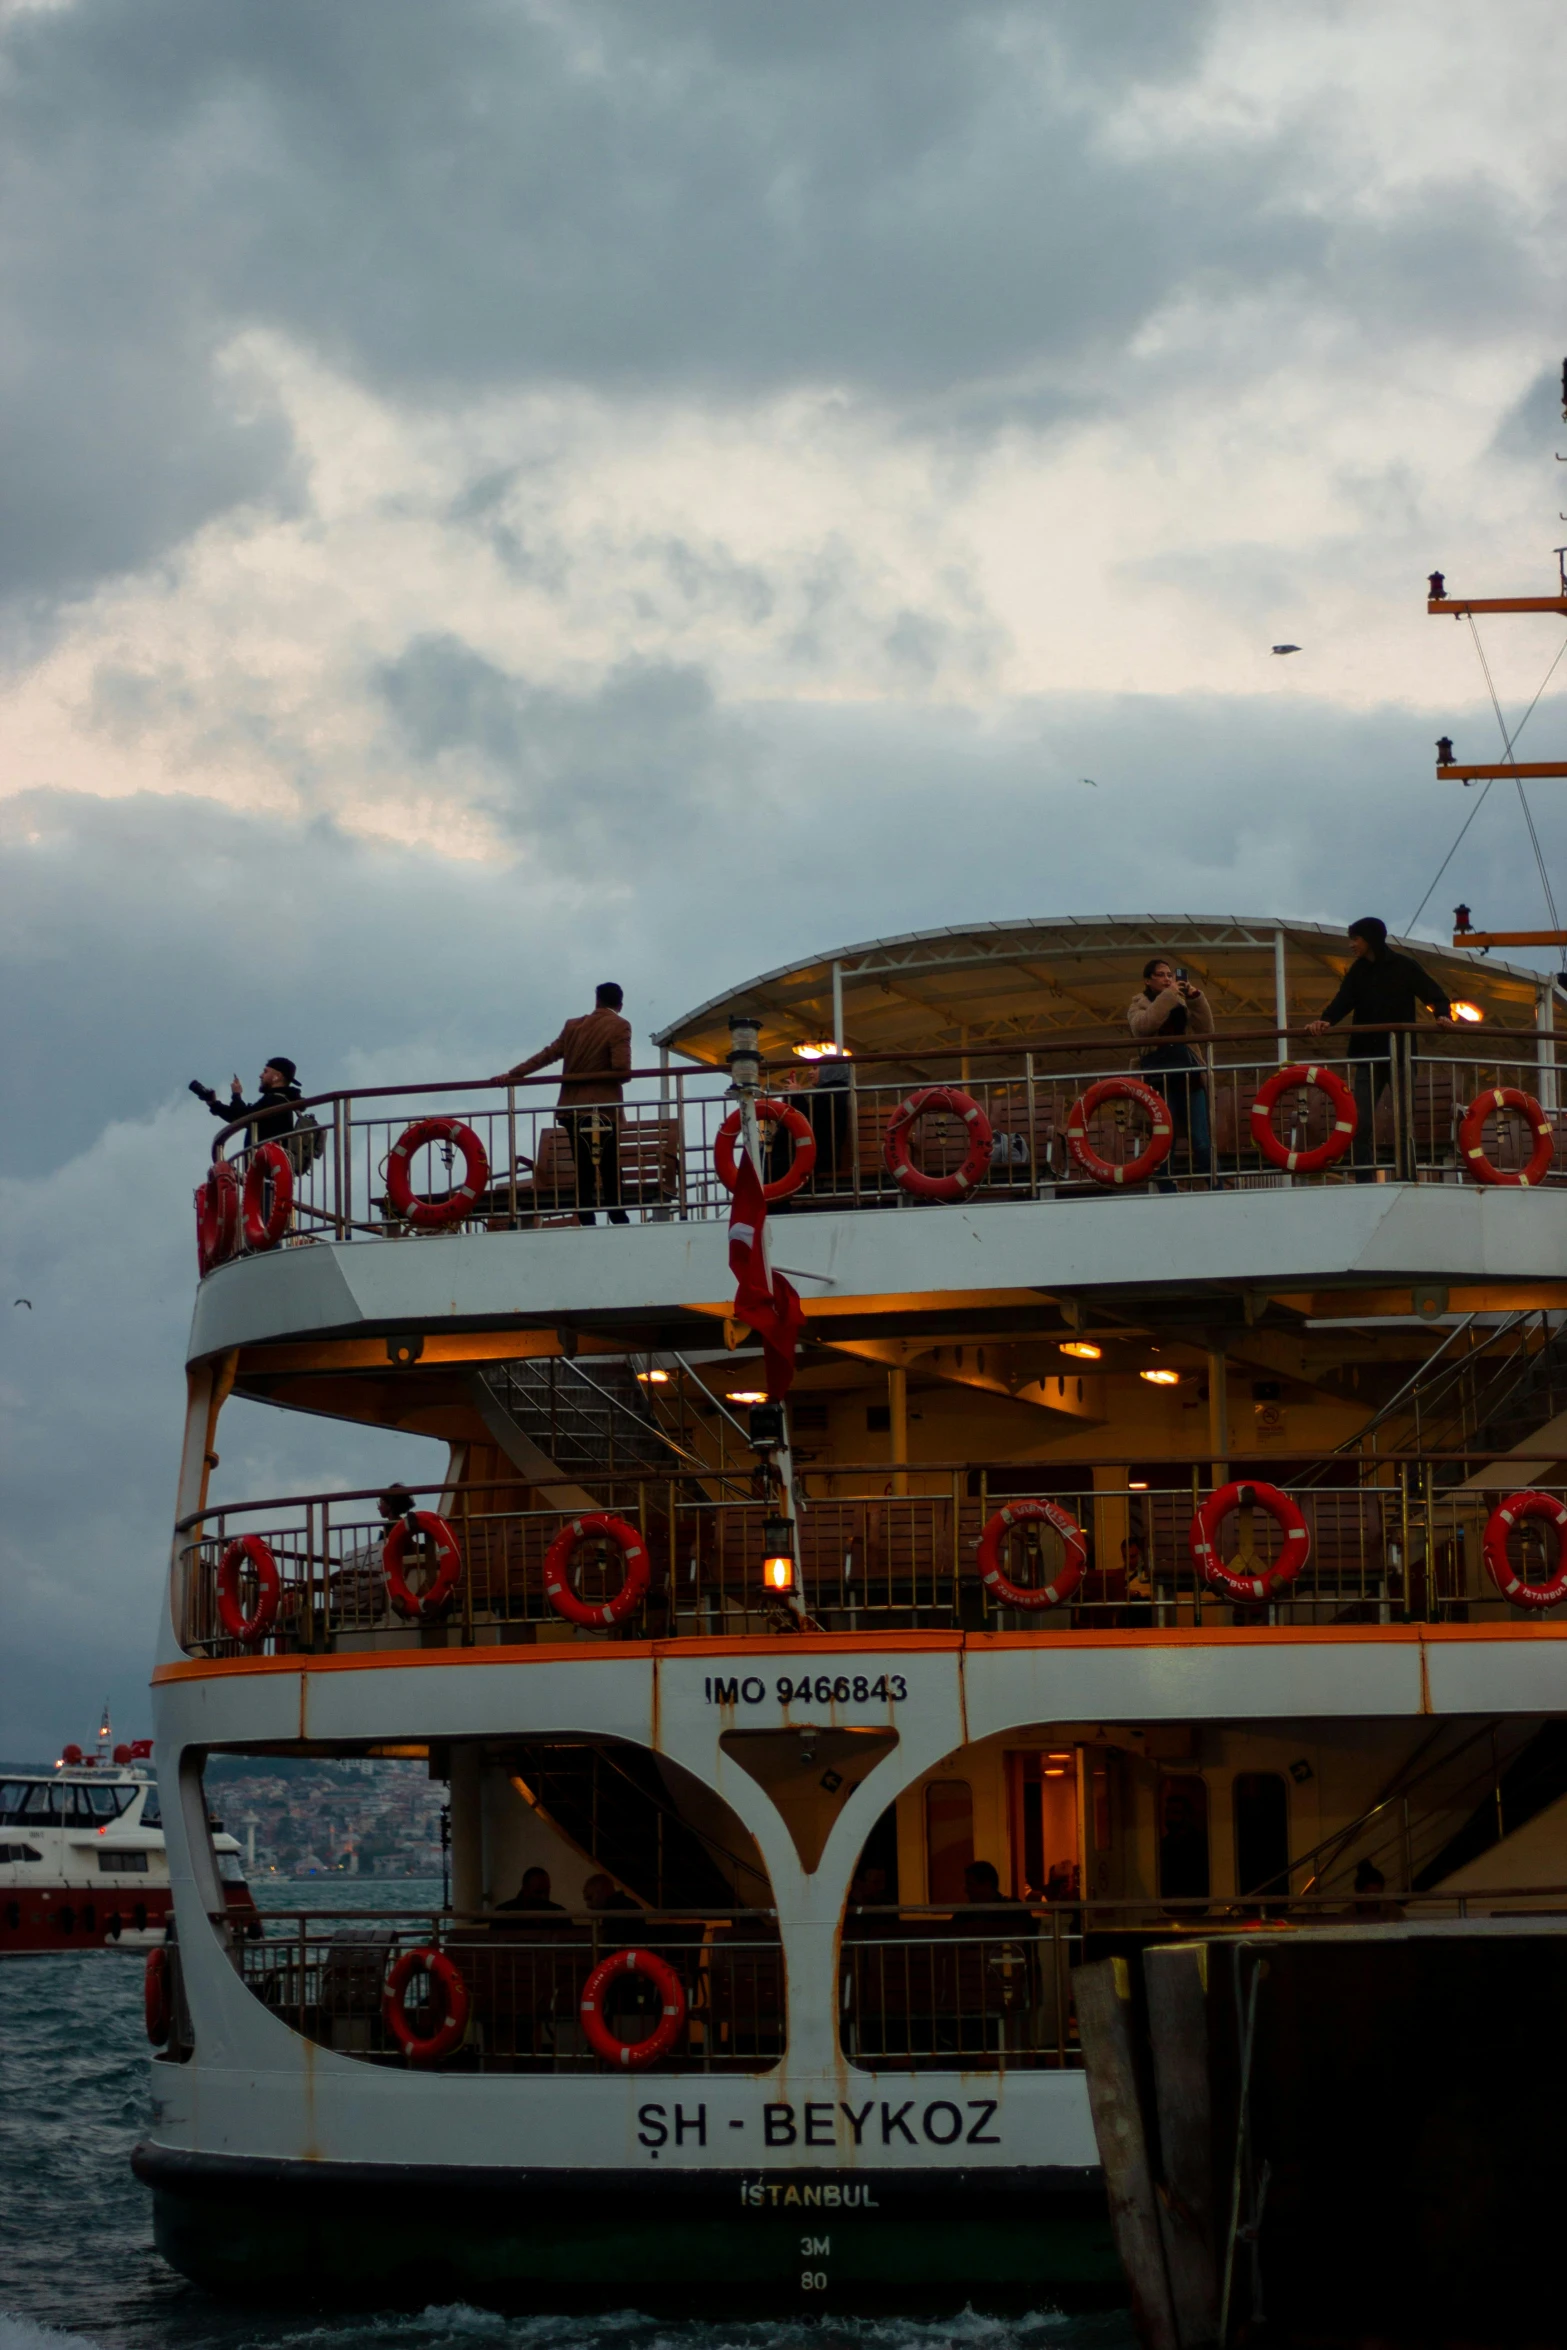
[1080,777,1098,788]
[14,1298,31,1308]
[1271,644,1301,655]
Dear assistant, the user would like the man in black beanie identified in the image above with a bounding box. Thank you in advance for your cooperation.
[1307,920,1452,1179]
[189,1057,302,1146]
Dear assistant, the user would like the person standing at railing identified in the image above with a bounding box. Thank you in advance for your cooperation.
[1129,960,1215,1190]
[189,1058,301,1147]
[498,984,632,1225]
[1306,918,1453,1182]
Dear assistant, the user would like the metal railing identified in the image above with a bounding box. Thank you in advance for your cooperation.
[195,1026,1565,1269]
[235,1908,783,2071]
[175,1456,1567,1657]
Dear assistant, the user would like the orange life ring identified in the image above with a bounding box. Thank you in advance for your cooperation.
[1483,1489,1567,1608]
[714,1101,817,1201]
[241,1142,294,1251]
[385,1117,490,1228]
[1065,1077,1174,1186]
[216,1534,280,1645]
[883,1087,993,1202]
[542,1512,652,1629]
[579,1946,686,2069]
[1250,1063,1357,1175]
[144,1946,172,2045]
[1189,1480,1310,1604]
[975,1499,1087,1611]
[382,1511,463,1618]
[1459,1087,1554,1188]
[382,1947,469,2064]
[196,1162,240,1273]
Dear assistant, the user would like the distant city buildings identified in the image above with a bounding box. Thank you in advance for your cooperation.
[211,1760,446,1878]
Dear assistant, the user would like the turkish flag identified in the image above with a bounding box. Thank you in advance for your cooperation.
[727,1151,804,1399]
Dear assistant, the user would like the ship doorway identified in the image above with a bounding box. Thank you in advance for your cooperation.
[1158,1774,1210,1902]
[924,1779,974,1902]
[1235,1770,1290,1902]
[1008,1749,1080,1901]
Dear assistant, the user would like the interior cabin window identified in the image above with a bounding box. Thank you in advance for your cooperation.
[97,1850,150,1874]
[1158,1776,1210,1902]
[1234,1772,1291,1900]
[140,1786,162,1827]
[924,1780,974,1903]
[1009,1751,1081,1901]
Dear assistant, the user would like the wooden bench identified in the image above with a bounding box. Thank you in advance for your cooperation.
[484,1115,682,1226]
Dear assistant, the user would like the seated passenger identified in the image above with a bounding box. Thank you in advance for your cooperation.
[190,1058,302,1146]
[497,1865,568,1918]
[961,1859,1028,1914]
[1128,961,1214,1191]
[583,1872,640,1913]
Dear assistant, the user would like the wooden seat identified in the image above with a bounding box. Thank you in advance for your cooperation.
[484,1116,682,1226]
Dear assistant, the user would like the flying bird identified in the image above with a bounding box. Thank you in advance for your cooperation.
[1271,644,1301,656]
[1080,777,1098,788]
[14,1298,31,1308]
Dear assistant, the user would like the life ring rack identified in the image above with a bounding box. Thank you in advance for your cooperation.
[714,1100,817,1201]
[1482,1490,1567,1609]
[382,1947,470,2065]
[883,1086,993,1203]
[1189,1480,1311,1605]
[579,1946,687,2069]
[541,1513,653,1629]
[974,1499,1088,1611]
[1065,1077,1174,1187]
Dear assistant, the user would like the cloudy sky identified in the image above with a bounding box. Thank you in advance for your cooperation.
[3,0,1565,1757]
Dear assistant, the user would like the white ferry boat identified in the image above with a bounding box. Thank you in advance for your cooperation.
[131,840,1567,2313]
[2,1715,251,1956]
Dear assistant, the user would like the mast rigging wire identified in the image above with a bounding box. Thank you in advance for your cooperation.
[1405,623,1567,934]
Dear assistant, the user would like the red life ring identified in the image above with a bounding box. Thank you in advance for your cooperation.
[382,1947,470,2064]
[542,1513,652,1629]
[385,1118,490,1228]
[1459,1087,1554,1188]
[975,1499,1087,1611]
[216,1534,280,1645]
[1189,1480,1310,1604]
[196,1162,240,1273]
[1482,1490,1567,1608]
[714,1101,817,1201]
[883,1087,993,1202]
[1065,1078,1174,1187]
[241,1142,294,1251]
[579,1946,686,2069]
[144,1946,172,2045]
[382,1512,463,1618]
[1250,1063,1357,1175]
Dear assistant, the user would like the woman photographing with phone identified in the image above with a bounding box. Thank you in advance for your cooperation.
[1128,958,1216,1191]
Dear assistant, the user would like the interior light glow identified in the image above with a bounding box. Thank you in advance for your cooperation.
[1059,1340,1102,1361]
[1043,1767,1068,1778]
[1140,1368,1181,1387]
[1450,1001,1484,1023]
[1128,1478,1149,1490]
[727,1389,768,1405]
[636,1368,671,1384]
[794,1041,850,1060]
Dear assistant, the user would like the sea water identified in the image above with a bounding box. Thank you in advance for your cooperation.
[0,1878,1133,2350]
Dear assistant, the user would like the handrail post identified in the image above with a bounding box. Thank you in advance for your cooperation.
[1025,1051,1039,1197]
[507,1084,518,1228]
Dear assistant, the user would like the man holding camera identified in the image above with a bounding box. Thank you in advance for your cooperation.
[1129,958,1215,1190]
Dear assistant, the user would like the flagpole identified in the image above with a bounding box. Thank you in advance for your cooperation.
[726,1015,804,1620]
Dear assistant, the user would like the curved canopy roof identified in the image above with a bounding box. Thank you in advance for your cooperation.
[654,915,1553,1069]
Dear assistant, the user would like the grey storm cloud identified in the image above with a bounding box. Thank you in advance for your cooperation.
[4,0,1541,613]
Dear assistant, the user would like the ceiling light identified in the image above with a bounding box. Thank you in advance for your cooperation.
[1141,1368,1181,1387]
[1128,1479,1149,1490]
[794,1041,850,1060]
[636,1368,670,1384]
[1046,1751,1072,1762]
[727,1389,768,1406]
[1450,1001,1484,1023]
[1060,1340,1102,1361]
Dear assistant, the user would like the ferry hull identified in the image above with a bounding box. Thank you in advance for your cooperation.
[135,2146,1117,2311]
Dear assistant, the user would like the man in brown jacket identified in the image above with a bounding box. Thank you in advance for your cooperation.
[499,983,633,1224]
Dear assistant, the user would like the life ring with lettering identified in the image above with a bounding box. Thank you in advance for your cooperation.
[196,1161,240,1274]
[382,1511,463,1618]
[714,1101,817,1201]
[579,1946,686,2069]
[883,1087,993,1202]
[144,1946,172,2046]
[1250,1064,1357,1175]
[542,1512,652,1629]
[216,1534,281,1645]
[975,1499,1087,1611]
[241,1141,294,1251]
[385,1117,490,1228]
[1459,1087,1554,1188]
[1189,1480,1310,1604]
[382,1947,470,2064]
[1482,1490,1567,1609]
[1065,1077,1174,1187]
